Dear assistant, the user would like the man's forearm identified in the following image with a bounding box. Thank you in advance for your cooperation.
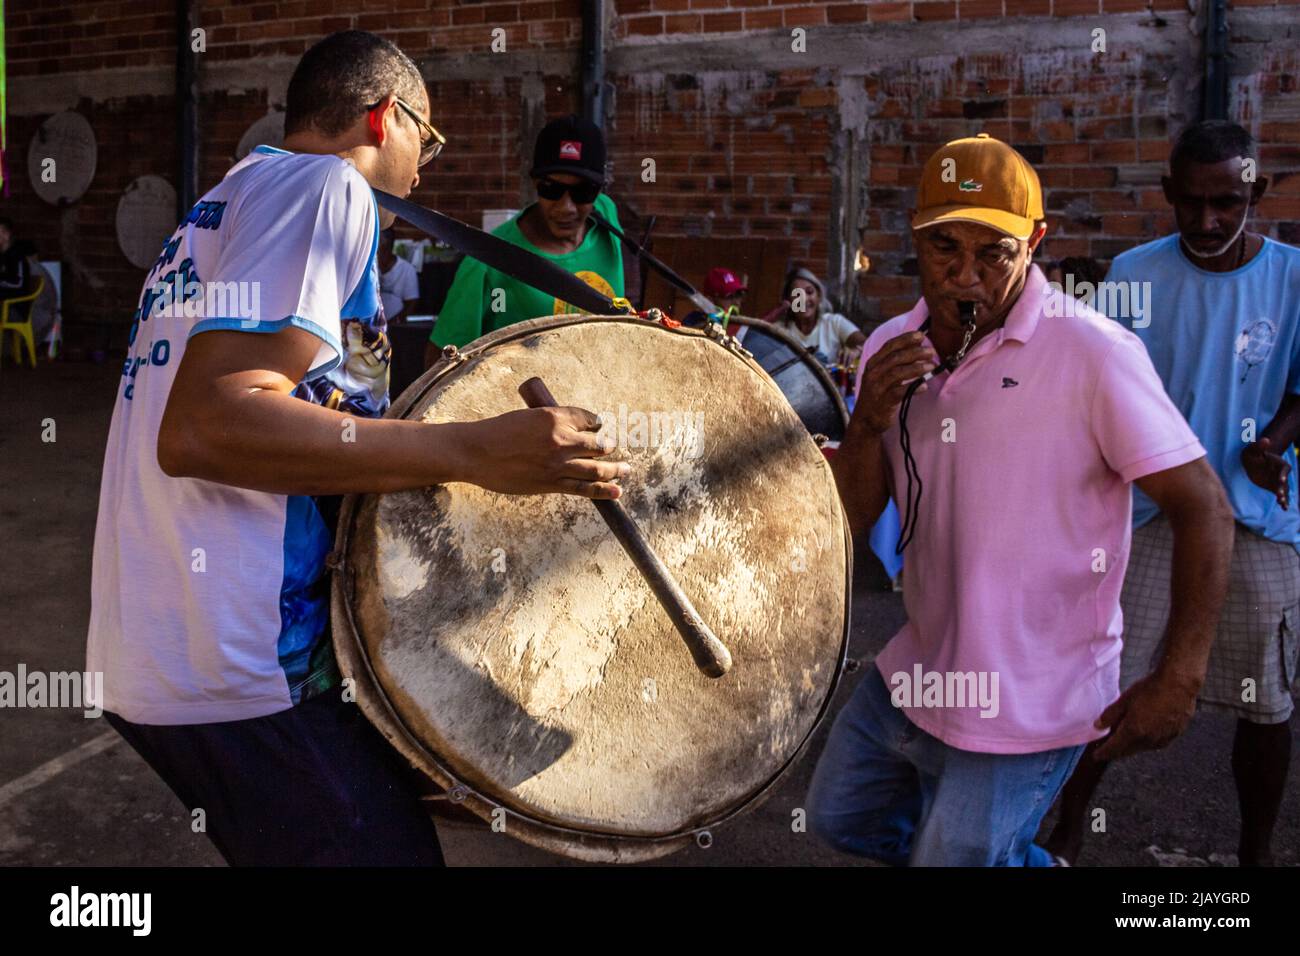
[159,386,471,496]
[830,415,891,538]
[1261,393,1300,449]
[1155,497,1234,687]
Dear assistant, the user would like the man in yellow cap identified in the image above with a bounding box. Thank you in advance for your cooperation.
[806,134,1234,866]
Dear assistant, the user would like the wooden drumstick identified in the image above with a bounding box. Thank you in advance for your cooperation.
[518,377,733,679]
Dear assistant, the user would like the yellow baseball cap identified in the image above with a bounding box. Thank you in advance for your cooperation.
[912,133,1044,240]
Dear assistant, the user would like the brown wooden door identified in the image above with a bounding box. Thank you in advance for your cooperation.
[638,237,792,320]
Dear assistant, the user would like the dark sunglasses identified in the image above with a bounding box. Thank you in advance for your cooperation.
[535,177,602,204]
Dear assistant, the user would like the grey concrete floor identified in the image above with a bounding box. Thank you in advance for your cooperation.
[1,361,1296,867]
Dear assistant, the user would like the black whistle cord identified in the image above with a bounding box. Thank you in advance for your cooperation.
[894,304,978,556]
[895,374,928,556]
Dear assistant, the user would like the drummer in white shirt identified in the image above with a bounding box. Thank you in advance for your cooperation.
[764,266,865,368]
[378,227,420,323]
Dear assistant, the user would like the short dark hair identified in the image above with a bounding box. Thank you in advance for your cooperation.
[0,216,14,233]
[1170,120,1256,171]
[284,31,426,137]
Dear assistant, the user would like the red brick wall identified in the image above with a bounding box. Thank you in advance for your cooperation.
[5,1,177,344]
[1233,43,1300,248]
[611,0,1292,32]
[607,67,837,275]
[6,96,180,346]
[3,0,1299,347]
[5,1,175,76]
[852,46,1187,319]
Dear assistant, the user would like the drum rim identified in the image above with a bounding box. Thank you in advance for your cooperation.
[726,314,851,435]
[332,313,853,860]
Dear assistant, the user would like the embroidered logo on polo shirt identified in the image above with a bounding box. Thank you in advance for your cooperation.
[1235,318,1276,383]
[1001,377,1019,388]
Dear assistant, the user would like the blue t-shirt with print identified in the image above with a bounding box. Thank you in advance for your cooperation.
[1105,234,1300,549]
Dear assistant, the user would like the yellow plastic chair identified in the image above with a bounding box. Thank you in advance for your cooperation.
[0,275,46,368]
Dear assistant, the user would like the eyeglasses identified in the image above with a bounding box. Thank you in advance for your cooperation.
[367,96,445,167]
[535,177,602,204]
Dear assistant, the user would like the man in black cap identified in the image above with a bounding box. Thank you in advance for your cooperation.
[424,114,625,363]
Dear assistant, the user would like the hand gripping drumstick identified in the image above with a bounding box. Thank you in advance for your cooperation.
[518,377,733,679]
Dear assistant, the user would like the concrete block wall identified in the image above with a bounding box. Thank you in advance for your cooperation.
[4,0,1298,346]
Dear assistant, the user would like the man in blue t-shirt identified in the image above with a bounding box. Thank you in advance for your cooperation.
[1048,121,1300,866]
[88,31,628,867]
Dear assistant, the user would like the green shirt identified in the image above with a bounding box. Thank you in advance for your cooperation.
[430,192,625,349]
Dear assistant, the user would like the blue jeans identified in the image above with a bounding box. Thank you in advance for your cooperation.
[807,666,1085,866]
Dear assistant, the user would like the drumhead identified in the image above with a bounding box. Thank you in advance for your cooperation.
[333,315,850,862]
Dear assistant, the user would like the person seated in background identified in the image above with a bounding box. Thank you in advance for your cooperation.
[0,216,31,306]
[763,266,865,369]
[378,228,420,324]
[682,267,747,327]
[423,114,624,366]
[12,239,58,349]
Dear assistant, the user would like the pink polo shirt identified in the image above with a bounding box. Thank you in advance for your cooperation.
[858,264,1204,754]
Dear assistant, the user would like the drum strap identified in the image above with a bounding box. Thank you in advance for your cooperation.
[374,189,631,318]
[588,208,720,317]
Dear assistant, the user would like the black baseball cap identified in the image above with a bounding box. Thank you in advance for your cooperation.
[530,114,607,184]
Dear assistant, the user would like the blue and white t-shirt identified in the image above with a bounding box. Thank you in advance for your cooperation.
[87,145,389,724]
[1105,234,1300,550]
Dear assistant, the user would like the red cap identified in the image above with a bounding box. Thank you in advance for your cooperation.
[703,267,746,297]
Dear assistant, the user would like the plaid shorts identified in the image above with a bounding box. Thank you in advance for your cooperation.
[1119,516,1300,724]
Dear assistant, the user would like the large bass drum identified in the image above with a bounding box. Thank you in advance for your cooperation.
[332,314,850,863]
